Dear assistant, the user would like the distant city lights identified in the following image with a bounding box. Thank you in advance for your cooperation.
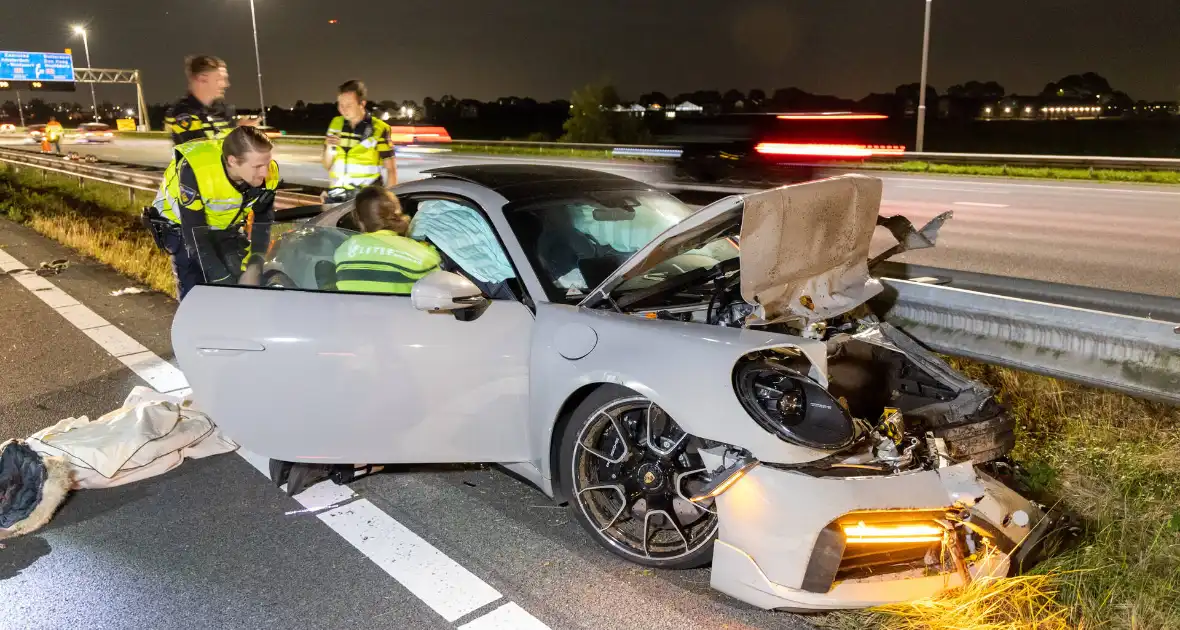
[1042,106,1103,114]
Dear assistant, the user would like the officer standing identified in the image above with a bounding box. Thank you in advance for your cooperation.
[148,126,280,300]
[163,55,260,147]
[333,186,439,294]
[44,117,64,154]
[321,80,396,202]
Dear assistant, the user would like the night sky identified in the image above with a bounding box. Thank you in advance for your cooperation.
[2,0,1177,107]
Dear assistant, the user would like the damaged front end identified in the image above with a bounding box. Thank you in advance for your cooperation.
[580,175,1047,609]
[701,322,1040,611]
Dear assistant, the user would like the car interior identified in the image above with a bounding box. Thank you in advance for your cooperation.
[265,196,525,302]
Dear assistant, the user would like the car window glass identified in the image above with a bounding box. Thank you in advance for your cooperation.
[190,223,445,296]
[502,190,695,303]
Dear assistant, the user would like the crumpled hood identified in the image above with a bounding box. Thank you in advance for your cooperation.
[739,174,884,324]
[582,174,886,324]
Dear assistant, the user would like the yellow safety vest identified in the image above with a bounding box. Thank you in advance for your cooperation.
[333,230,441,294]
[326,115,393,190]
[154,138,280,227]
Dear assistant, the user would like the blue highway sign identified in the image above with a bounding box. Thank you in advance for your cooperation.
[0,51,76,82]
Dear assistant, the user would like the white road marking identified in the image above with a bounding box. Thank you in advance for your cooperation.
[894,184,1012,194]
[55,303,110,330]
[459,602,554,630]
[953,201,1010,208]
[0,242,551,629]
[321,499,503,622]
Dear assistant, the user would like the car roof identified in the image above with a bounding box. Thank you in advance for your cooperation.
[420,164,655,203]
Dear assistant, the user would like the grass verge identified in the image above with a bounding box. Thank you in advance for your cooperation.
[815,362,1180,630]
[870,161,1180,185]
[2,165,1177,627]
[0,163,176,298]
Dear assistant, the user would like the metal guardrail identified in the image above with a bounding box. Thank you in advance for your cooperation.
[107,130,1180,170]
[876,279,1180,405]
[875,262,1180,323]
[0,147,321,208]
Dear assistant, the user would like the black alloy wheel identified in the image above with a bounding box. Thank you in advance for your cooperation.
[559,386,719,569]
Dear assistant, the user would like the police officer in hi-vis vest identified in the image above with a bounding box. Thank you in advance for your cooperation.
[321,80,397,203]
[163,55,261,147]
[333,186,440,294]
[146,126,280,300]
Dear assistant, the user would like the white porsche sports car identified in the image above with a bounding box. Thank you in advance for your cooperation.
[173,166,1048,611]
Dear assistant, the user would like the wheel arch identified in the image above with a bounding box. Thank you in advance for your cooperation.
[546,381,639,504]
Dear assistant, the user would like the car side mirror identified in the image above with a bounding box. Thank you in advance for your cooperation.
[411,270,488,313]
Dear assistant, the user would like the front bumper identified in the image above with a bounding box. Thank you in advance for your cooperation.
[709,461,1047,611]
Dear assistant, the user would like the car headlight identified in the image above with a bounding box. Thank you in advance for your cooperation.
[732,360,856,450]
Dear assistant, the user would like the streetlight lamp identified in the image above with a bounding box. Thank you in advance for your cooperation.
[915,0,933,153]
[72,25,99,121]
[247,0,267,126]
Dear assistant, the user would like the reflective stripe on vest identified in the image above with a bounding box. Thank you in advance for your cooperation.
[334,231,440,294]
[158,138,280,226]
[326,115,390,190]
[329,161,382,189]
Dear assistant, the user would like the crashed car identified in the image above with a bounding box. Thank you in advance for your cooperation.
[173,165,1046,611]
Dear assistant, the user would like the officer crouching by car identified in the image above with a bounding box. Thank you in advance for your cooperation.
[142,126,280,300]
[332,186,440,294]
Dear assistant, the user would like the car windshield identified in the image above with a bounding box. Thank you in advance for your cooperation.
[502,189,696,303]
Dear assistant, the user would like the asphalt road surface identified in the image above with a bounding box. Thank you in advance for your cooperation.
[4,136,1179,298]
[0,218,814,630]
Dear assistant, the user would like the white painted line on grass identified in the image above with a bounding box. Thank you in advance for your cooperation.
[953,201,1010,208]
[458,602,553,630]
[1,242,552,630]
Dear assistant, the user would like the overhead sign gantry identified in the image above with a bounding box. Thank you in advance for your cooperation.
[0,49,148,131]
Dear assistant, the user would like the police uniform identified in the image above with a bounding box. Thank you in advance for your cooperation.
[164,94,234,146]
[333,230,440,294]
[324,113,394,199]
[152,138,280,299]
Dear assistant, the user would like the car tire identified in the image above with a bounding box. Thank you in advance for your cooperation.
[558,384,717,570]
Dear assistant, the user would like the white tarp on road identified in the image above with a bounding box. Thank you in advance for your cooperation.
[25,386,237,489]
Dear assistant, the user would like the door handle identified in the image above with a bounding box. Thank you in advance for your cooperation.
[195,337,266,353]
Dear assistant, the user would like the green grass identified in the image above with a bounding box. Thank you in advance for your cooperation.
[446,142,620,160]
[815,362,1180,630]
[0,163,176,297]
[866,160,1180,185]
[2,164,1177,628]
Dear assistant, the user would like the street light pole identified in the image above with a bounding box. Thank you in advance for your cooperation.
[73,27,99,121]
[248,0,267,126]
[915,0,933,152]
[16,91,25,127]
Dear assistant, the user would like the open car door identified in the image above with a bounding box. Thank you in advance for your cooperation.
[171,224,534,465]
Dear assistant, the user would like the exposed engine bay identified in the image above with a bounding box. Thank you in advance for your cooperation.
[597,203,1013,476]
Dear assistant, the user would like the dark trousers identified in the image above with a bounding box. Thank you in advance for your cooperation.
[162,229,204,300]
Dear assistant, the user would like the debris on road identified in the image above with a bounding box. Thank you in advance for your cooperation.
[35,259,69,276]
[25,386,237,490]
[0,440,71,541]
[109,287,147,297]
